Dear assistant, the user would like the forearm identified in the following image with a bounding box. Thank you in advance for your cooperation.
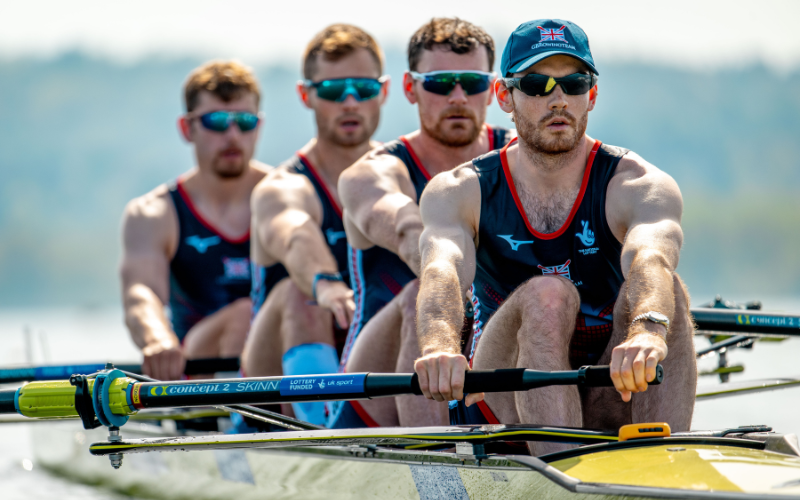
[417,260,465,355]
[396,226,423,276]
[123,284,178,349]
[281,229,340,297]
[623,249,676,339]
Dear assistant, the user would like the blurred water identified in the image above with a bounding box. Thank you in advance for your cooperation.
[0,303,799,499]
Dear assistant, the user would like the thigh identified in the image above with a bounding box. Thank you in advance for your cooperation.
[183,297,251,359]
[582,274,697,431]
[345,292,403,373]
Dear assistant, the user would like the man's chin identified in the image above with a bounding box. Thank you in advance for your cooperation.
[212,162,247,179]
[331,130,371,148]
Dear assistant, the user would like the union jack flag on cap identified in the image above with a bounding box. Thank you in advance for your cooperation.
[537,25,568,43]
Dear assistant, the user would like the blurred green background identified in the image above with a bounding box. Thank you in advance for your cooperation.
[1,49,798,306]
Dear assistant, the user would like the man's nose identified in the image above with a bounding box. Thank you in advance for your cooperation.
[341,93,361,110]
[448,83,468,104]
[548,85,568,110]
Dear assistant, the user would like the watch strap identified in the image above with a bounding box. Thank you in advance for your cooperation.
[312,272,344,301]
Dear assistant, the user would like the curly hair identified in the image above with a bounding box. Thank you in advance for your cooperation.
[408,18,495,72]
[303,24,383,80]
[183,60,260,112]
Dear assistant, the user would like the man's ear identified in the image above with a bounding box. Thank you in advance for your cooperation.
[588,85,598,111]
[297,81,312,109]
[495,79,514,114]
[378,75,390,105]
[178,116,192,142]
[403,72,417,104]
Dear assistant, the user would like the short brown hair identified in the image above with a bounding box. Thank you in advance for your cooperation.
[408,18,495,72]
[303,24,383,80]
[183,60,261,113]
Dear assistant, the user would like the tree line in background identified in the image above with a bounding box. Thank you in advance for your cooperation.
[0,51,798,306]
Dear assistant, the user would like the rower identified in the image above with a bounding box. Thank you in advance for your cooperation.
[241,24,387,425]
[415,19,697,455]
[120,61,270,380]
[333,18,513,428]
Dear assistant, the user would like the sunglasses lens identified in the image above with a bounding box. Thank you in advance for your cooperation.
[234,112,259,132]
[315,80,349,101]
[351,79,382,100]
[456,73,491,95]
[200,111,231,132]
[518,73,593,96]
[421,74,457,96]
[559,74,593,95]
[314,79,382,102]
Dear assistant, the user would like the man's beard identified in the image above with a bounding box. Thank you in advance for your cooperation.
[211,147,247,179]
[321,113,373,148]
[422,106,482,148]
[515,106,587,156]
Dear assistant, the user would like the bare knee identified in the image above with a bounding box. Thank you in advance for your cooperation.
[224,298,252,335]
[516,276,580,320]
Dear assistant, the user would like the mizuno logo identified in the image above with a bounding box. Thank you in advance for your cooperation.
[326,229,347,246]
[498,235,534,251]
[185,235,221,254]
[575,220,595,246]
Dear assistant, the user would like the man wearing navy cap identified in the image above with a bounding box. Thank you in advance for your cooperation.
[414,19,697,455]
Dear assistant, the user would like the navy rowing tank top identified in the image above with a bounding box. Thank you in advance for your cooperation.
[342,125,512,366]
[168,181,251,341]
[470,139,628,368]
[251,154,350,316]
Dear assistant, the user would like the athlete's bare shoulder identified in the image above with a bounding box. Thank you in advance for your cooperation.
[251,164,321,222]
[122,183,178,255]
[420,161,481,233]
[339,144,413,203]
[606,149,682,237]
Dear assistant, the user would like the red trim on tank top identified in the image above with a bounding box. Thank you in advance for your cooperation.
[399,136,432,181]
[499,138,601,240]
[175,180,250,244]
[348,400,380,427]
[476,400,500,424]
[296,153,343,219]
[400,125,496,183]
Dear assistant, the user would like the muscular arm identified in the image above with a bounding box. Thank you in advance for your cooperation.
[120,190,185,380]
[415,164,481,402]
[253,170,353,326]
[339,152,425,275]
[606,153,684,400]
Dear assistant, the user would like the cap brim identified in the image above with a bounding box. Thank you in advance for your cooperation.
[509,51,598,76]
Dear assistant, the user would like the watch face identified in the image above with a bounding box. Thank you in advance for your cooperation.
[649,312,669,323]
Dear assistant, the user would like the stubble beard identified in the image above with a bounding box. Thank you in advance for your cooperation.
[211,156,248,179]
[514,101,588,167]
[422,106,482,148]
[321,113,375,148]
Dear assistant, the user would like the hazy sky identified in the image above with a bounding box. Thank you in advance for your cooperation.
[2,0,799,69]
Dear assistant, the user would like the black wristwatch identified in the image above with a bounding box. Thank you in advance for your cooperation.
[312,272,344,301]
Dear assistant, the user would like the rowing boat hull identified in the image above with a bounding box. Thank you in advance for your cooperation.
[31,422,800,499]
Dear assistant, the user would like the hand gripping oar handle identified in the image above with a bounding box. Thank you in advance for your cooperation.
[0,357,240,384]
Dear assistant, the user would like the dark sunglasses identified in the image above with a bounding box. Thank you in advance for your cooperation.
[504,73,597,97]
[409,71,495,96]
[303,76,387,102]
[194,111,261,132]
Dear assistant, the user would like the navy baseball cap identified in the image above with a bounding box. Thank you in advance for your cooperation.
[500,19,598,76]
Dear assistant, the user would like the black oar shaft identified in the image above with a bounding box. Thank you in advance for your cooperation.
[131,365,662,410]
[692,308,800,335]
